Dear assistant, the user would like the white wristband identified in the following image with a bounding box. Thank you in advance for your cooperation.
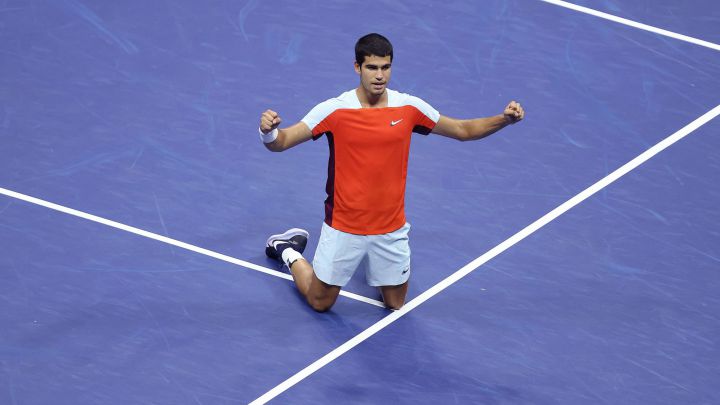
[259,127,278,143]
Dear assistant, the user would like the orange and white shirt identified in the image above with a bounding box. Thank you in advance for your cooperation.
[301,89,440,235]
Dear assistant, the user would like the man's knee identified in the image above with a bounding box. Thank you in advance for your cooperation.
[381,281,409,310]
[306,275,340,312]
[383,297,405,310]
[307,297,335,312]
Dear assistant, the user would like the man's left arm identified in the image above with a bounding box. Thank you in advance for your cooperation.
[431,101,524,141]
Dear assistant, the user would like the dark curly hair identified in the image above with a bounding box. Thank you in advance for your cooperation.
[355,33,393,66]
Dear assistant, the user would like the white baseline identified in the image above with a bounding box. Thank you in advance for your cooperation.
[540,0,720,52]
[250,105,720,404]
[0,187,385,308]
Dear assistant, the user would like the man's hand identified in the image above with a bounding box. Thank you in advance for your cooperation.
[503,101,524,124]
[260,109,282,134]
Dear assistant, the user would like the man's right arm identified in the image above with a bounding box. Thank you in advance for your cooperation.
[259,109,314,152]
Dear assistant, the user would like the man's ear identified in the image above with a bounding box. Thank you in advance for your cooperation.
[354,61,361,75]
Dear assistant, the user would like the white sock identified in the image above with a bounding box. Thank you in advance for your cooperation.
[281,248,303,268]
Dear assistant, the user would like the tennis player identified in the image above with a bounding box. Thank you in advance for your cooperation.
[259,33,523,312]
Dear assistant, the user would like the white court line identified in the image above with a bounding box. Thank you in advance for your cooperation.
[0,187,386,308]
[540,0,720,52]
[250,104,720,404]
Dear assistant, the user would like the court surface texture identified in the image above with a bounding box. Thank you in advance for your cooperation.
[1,0,719,404]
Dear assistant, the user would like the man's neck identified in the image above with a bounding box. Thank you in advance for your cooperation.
[356,87,388,108]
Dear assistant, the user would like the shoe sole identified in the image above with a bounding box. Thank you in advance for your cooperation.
[265,228,309,247]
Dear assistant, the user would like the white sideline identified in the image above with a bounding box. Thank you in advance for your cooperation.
[250,105,720,404]
[540,0,720,51]
[0,187,386,308]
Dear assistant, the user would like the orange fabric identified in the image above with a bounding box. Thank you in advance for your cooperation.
[313,105,436,235]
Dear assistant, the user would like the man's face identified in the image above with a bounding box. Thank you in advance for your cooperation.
[355,54,392,96]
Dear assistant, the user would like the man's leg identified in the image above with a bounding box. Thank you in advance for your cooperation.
[265,228,341,312]
[368,223,412,310]
[287,258,341,312]
[380,281,409,310]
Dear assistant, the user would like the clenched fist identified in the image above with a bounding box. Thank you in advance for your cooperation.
[260,109,282,134]
[503,101,524,124]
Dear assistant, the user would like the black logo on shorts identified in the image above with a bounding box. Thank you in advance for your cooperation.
[402,267,410,275]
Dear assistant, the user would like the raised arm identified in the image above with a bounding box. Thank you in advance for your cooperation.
[431,101,524,141]
[259,109,314,152]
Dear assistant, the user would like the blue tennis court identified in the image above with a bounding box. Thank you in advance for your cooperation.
[1,0,719,403]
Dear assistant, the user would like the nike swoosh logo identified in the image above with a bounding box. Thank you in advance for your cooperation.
[272,240,288,249]
[402,267,410,274]
[391,119,403,126]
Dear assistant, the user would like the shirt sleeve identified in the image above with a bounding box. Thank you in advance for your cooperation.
[301,99,337,140]
[406,95,440,135]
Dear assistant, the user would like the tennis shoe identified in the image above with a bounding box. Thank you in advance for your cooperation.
[265,228,309,261]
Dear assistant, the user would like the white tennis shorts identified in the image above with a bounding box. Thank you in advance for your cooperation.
[312,222,411,287]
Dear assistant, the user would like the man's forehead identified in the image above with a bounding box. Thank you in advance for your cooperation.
[362,55,392,65]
